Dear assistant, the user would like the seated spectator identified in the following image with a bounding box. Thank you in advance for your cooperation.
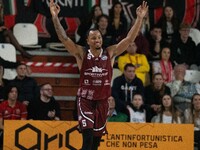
[152,46,174,83]
[0,84,27,147]
[183,93,200,149]
[112,63,144,114]
[118,41,150,86]
[8,63,38,106]
[28,83,60,120]
[107,96,128,122]
[0,2,32,59]
[96,14,113,48]
[171,23,196,68]
[151,94,181,123]
[166,64,197,112]
[146,25,167,61]
[144,73,171,115]
[126,94,152,123]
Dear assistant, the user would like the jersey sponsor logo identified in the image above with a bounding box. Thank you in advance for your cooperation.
[104,80,110,85]
[91,66,106,73]
[84,79,90,85]
[84,66,108,77]
[93,80,102,86]
[101,55,108,60]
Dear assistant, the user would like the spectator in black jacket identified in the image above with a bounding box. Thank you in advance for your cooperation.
[8,63,38,106]
[112,63,144,114]
[144,73,171,116]
[170,23,196,67]
[28,83,61,120]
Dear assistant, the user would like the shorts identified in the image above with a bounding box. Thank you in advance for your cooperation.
[77,97,109,136]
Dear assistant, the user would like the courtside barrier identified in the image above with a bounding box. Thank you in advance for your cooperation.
[4,120,193,150]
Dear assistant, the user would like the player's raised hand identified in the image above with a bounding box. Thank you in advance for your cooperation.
[136,1,148,19]
[50,0,60,17]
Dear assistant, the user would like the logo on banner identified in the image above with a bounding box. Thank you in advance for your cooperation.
[14,123,81,150]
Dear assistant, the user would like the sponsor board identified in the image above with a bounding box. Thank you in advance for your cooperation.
[4,121,193,150]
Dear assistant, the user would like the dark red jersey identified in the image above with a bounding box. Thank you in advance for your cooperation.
[77,49,112,100]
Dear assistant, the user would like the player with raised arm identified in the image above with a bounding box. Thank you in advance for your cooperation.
[50,1,148,149]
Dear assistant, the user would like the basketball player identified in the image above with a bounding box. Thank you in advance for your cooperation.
[50,1,148,149]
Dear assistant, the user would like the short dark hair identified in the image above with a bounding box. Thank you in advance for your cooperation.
[150,24,162,31]
[152,72,163,79]
[16,62,27,68]
[86,28,102,39]
[124,63,135,71]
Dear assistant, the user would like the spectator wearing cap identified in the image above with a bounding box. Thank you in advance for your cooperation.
[170,23,196,68]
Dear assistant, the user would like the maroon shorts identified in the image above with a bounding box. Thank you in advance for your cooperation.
[77,97,109,136]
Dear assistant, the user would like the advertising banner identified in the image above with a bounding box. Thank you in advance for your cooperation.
[4,120,194,150]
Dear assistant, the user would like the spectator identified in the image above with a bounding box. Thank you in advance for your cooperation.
[28,83,60,120]
[96,14,113,48]
[171,23,196,67]
[157,5,180,44]
[151,94,181,123]
[76,4,103,46]
[183,93,200,149]
[166,64,197,112]
[107,96,128,122]
[144,73,171,115]
[112,63,144,114]
[146,25,167,61]
[108,1,128,44]
[9,63,38,106]
[0,84,27,147]
[0,2,32,59]
[126,93,152,123]
[118,41,150,86]
[152,46,174,83]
